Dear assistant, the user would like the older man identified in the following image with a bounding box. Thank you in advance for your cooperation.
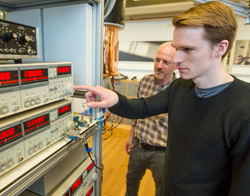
[125,42,176,196]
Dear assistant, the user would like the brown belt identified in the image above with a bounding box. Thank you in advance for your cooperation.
[137,138,166,151]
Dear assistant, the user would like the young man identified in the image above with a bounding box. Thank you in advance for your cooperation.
[75,1,250,195]
[125,42,176,196]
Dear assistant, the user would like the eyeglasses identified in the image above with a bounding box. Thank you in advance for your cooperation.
[155,58,173,66]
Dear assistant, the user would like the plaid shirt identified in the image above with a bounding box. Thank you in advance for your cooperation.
[132,74,176,147]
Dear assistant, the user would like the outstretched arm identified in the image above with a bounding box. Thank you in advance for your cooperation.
[74,85,119,108]
[75,83,170,119]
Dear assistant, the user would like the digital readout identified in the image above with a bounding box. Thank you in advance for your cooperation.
[70,176,83,195]
[86,187,93,196]
[0,72,10,80]
[0,124,22,147]
[87,162,94,173]
[58,104,71,116]
[57,66,71,75]
[63,191,69,196]
[21,69,48,85]
[24,70,43,78]
[0,71,19,88]
[23,114,50,135]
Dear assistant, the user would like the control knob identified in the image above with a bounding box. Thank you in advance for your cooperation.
[17,156,23,162]
[12,99,18,104]
[1,101,7,106]
[1,166,6,171]
[18,34,30,44]
[66,120,76,131]
[2,109,8,114]
[57,92,61,98]
[12,105,19,111]
[0,30,17,42]
[65,83,75,96]
[90,172,98,181]
[28,49,34,55]
[43,97,49,103]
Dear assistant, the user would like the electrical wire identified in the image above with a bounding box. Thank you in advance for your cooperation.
[103,112,112,124]
[111,76,116,91]
[82,103,90,116]
[102,115,123,140]
[102,76,122,140]
[84,143,104,171]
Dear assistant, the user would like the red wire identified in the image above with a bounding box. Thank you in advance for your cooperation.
[82,103,90,116]
[111,76,116,91]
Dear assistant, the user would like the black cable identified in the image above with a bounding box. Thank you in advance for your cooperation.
[84,143,104,171]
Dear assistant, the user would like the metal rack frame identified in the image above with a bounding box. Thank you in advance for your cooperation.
[0,0,103,195]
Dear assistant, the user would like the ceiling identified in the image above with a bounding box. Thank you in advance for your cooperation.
[126,0,189,7]
[125,0,194,20]
[124,0,249,20]
[126,0,248,6]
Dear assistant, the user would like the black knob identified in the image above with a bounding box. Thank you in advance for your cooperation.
[18,34,30,44]
[0,30,17,42]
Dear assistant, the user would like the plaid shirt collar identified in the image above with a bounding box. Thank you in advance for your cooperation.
[153,72,176,91]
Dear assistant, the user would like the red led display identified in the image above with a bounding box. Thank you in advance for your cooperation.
[70,176,83,195]
[87,162,94,173]
[63,191,69,196]
[24,70,43,78]
[21,69,48,85]
[58,66,69,73]
[27,116,45,128]
[58,104,71,116]
[57,66,71,75]
[86,187,93,196]
[0,71,19,87]
[0,72,10,80]
[0,124,22,147]
[23,114,50,135]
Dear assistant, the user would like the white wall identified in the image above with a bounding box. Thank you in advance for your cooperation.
[7,4,93,86]
[42,4,93,86]
[118,17,250,82]
[118,18,174,79]
[120,19,174,41]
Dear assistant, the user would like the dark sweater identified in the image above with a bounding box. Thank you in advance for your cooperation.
[109,77,250,196]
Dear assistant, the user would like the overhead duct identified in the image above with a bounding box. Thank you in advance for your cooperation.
[103,0,125,77]
[119,41,160,60]
[125,2,195,21]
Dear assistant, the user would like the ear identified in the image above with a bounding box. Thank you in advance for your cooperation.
[214,40,229,58]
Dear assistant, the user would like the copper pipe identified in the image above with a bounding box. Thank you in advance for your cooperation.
[103,25,120,77]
